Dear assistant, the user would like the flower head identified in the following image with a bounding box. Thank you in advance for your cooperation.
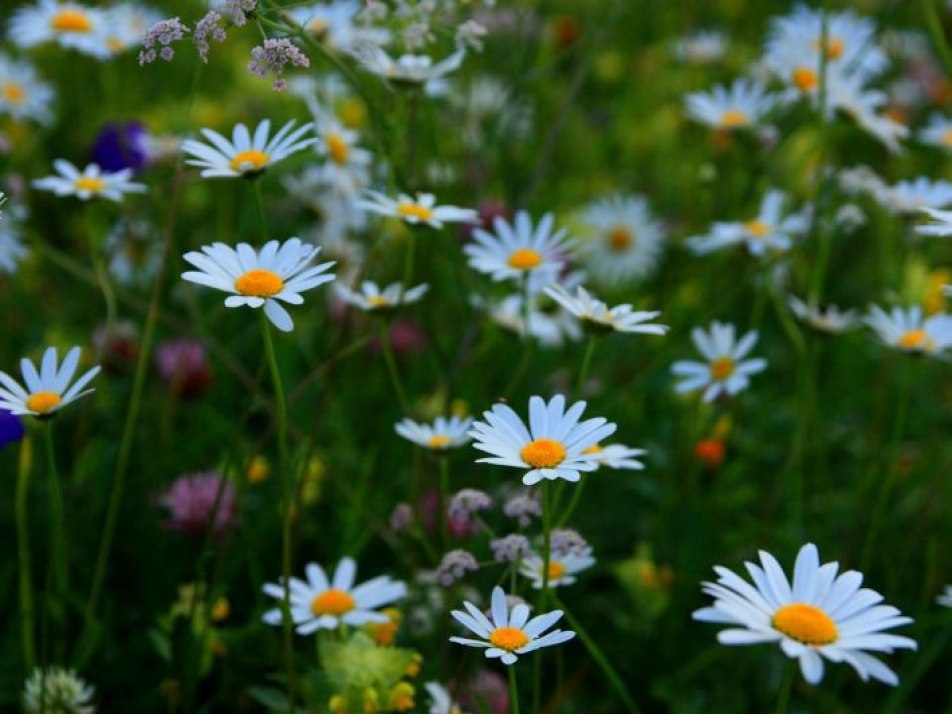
[356,190,477,229]
[693,543,916,685]
[577,195,664,286]
[10,0,112,58]
[864,305,952,355]
[686,190,810,257]
[788,296,858,334]
[544,284,668,336]
[395,414,473,450]
[23,666,95,714]
[519,551,595,589]
[32,160,146,202]
[0,346,100,418]
[684,78,776,130]
[181,119,316,178]
[337,280,429,312]
[158,471,237,535]
[671,322,767,402]
[0,408,25,451]
[0,54,55,124]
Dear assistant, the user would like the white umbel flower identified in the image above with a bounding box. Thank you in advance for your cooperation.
[519,551,595,589]
[262,557,407,635]
[671,322,767,402]
[32,160,146,202]
[10,0,111,59]
[686,190,810,257]
[469,394,617,486]
[576,195,665,285]
[693,543,916,685]
[0,346,100,418]
[395,415,473,450]
[336,280,428,312]
[23,666,95,714]
[449,585,575,665]
[181,120,316,178]
[181,238,336,332]
[356,190,477,229]
[544,284,668,335]
[684,78,776,130]
[864,305,952,355]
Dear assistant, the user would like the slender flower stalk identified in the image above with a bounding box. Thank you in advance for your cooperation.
[16,435,35,670]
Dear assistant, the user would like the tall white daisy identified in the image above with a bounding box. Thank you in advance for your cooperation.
[519,551,595,589]
[9,0,112,59]
[686,190,810,257]
[864,305,952,356]
[693,543,916,685]
[576,194,664,285]
[684,78,776,130]
[671,322,767,402]
[395,415,473,450]
[32,160,146,202]
[181,119,316,179]
[0,346,101,418]
[544,284,668,336]
[356,190,477,229]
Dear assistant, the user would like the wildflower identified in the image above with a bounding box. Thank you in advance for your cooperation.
[671,322,767,402]
[520,551,595,589]
[180,238,336,332]
[693,542,916,685]
[920,113,952,152]
[32,160,146,202]
[424,681,466,714]
[0,219,26,275]
[686,190,810,257]
[694,439,725,468]
[193,11,227,63]
[181,119,316,178]
[878,177,952,214]
[102,3,163,56]
[219,0,256,26]
[105,218,161,287]
[436,550,479,586]
[548,529,593,558]
[154,339,213,397]
[390,503,414,533]
[864,305,952,355]
[158,471,237,535]
[0,346,100,418]
[788,296,858,334]
[92,320,139,375]
[469,394,617,486]
[673,29,727,64]
[138,17,190,64]
[356,190,477,229]
[916,206,952,237]
[364,607,401,646]
[10,0,111,59]
[336,281,429,312]
[91,122,151,173]
[584,442,648,471]
[477,293,582,346]
[576,195,664,285]
[449,586,575,665]
[262,557,407,634]
[350,44,465,90]
[0,408,25,450]
[503,492,541,527]
[490,534,531,563]
[22,666,95,714]
[395,414,473,450]
[447,489,492,521]
[937,586,952,608]
[285,2,389,53]
[248,38,310,90]
[684,79,776,130]
[544,284,668,336]
[0,54,55,124]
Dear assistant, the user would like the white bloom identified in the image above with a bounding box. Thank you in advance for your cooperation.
[584,442,648,471]
[449,585,575,665]
[424,681,466,714]
[577,195,665,285]
[0,53,55,124]
[350,44,465,91]
[32,160,146,202]
[476,293,582,347]
[395,415,473,450]
[0,220,27,275]
[916,206,952,237]
[181,238,336,332]
[937,585,952,608]
[686,190,810,257]
[356,190,477,229]
[684,79,776,130]
[673,29,727,64]
[880,178,952,214]
[103,3,163,55]
[864,304,952,355]
[336,280,428,312]
[671,322,767,402]
[0,346,101,418]
[693,543,916,685]
[23,666,95,714]
[520,552,595,589]
[10,0,112,58]
[181,120,316,178]
[919,112,952,152]
[788,296,858,334]
[544,284,668,335]
[285,1,389,53]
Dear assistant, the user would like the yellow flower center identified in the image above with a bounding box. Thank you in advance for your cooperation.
[396,202,434,222]
[326,132,350,165]
[229,149,270,173]
[582,444,602,455]
[26,391,62,414]
[813,36,844,60]
[897,329,933,351]
[943,129,952,148]
[309,18,328,36]
[709,357,735,380]
[792,67,819,92]
[772,603,838,645]
[489,626,529,651]
[547,561,566,579]
[311,588,356,616]
[74,176,106,193]
[607,226,633,251]
[366,295,390,308]
[427,434,452,449]
[234,269,284,298]
[719,109,749,128]
[50,9,93,33]
[744,219,771,237]
[520,438,566,469]
[507,248,543,270]
[2,82,25,104]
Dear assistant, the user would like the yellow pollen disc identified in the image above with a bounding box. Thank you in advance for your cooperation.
[507,248,543,270]
[26,391,62,414]
[326,132,350,165]
[229,149,270,173]
[427,434,452,449]
[396,202,434,222]
[607,226,633,251]
[74,176,106,193]
[366,295,390,308]
[744,219,771,237]
[812,36,844,60]
[234,269,284,298]
[309,18,328,35]
[792,67,819,92]
[943,130,952,148]
[582,444,602,455]
[547,561,566,579]
[709,357,735,380]
[50,9,93,32]
[2,83,25,104]
[719,109,749,128]
[489,626,529,651]
[772,603,838,645]
[311,588,356,616]
[898,329,933,350]
[521,438,567,469]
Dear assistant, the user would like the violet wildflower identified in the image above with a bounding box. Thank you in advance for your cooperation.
[0,408,24,451]
[447,488,492,521]
[248,38,310,91]
[193,10,227,63]
[158,471,237,535]
[154,338,213,398]
[490,534,531,563]
[436,549,478,586]
[91,121,150,172]
[220,0,257,26]
[503,491,541,527]
[139,17,190,65]
[548,528,592,558]
[390,502,414,533]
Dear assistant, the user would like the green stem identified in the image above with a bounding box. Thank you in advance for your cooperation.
[922,0,952,78]
[774,661,795,714]
[261,313,297,713]
[438,456,450,549]
[16,436,36,671]
[401,230,417,298]
[378,321,411,413]
[252,180,268,239]
[540,481,552,599]
[576,336,597,398]
[508,665,521,714]
[555,479,586,529]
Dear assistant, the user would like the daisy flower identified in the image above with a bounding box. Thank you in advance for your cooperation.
[0,54,55,124]
[918,112,952,152]
[449,586,575,665]
[788,296,858,334]
[336,280,428,312]
[181,119,316,179]
[673,29,728,64]
[9,0,112,58]
[936,586,952,608]
[583,442,648,471]
[693,542,916,685]
[519,551,595,589]
[395,414,473,450]
[916,206,952,237]
[465,211,572,294]
[350,44,465,90]
[0,221,27,275]
[0,346,101,418]
[684,79,776,131]
[356,190,478,229]
[477,293,582,347]
[874,178,952,214]
[262,557,407,635]
[469,394,617,486]
[32,160,146,202]
[424,682,466,714]
[864,305,952,355]
[286,1,389,53]
[686,190,810,257]
[544,284,668,336]
[671,322,767,403]
[826,74,908,153]
[576,194,664,285]
[311,117,372,195]
[103,3,163,56]
[180,238,336,332]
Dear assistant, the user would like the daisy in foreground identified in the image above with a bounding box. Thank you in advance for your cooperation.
[469,394,616,485]
[671,322,766,403]
[356,190,477,229]
[262,557,406,634]
[544,284,668,336]
[395,414,473,450]
[693,543,916,685]
[181,238,336,332]
[864,305,952,356]
[0,346,100,418]
[32,160,146,202]
[450,586,575,665]
[181,119,315,178]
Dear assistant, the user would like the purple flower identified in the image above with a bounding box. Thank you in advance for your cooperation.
[155,338,213,398]
[91,122,150,172]
[0,408,24,450]
[158,471,237,535]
